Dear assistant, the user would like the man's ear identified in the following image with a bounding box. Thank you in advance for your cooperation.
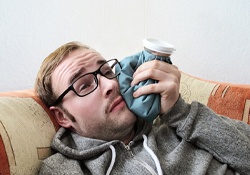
[49,106,72,128]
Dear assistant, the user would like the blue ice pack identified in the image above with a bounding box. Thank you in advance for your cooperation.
[115,50,172,122]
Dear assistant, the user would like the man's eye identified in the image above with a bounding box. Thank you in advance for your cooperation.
[104,69,113,75]
[75,78,94,93]
[79,84,90,91]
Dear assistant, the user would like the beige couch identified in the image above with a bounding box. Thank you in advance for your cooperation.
[0,73,250,175]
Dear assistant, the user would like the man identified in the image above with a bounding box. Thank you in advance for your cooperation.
[35,41,250,175]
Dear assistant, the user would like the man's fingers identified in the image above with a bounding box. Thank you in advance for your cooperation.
[133,60,178,78]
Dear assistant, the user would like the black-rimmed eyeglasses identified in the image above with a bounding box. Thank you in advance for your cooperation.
[51,59,121,106]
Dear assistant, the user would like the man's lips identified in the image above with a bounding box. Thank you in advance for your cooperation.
[109,96,125,113]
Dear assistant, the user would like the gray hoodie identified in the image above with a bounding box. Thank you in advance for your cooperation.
[39,98,250,175]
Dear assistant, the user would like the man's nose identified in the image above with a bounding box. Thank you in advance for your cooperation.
[98,75,118,98]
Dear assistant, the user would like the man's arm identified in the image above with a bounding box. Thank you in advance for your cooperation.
[163,97,250,174]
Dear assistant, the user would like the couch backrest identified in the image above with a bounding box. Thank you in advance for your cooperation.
[180,73,250,124]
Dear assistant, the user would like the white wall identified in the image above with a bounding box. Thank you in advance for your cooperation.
[0,0,249,92]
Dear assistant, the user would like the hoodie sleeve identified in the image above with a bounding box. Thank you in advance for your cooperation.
[161,97,250,174]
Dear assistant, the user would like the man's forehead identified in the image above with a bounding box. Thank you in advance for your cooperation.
[64,49,105,66]
[52,49,105,93]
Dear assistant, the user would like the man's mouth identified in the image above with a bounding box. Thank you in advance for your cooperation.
[109,96,125,113]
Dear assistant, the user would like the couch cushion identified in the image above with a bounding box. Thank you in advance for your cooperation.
[0,90,59,175]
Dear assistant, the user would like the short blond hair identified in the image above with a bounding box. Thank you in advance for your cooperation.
[35,41,90,106]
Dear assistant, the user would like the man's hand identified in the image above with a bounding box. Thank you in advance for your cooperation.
[131,60,181,115]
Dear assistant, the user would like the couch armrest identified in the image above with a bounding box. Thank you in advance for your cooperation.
[0,90,59,175]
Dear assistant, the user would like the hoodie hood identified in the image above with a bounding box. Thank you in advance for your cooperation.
[51,118,151,160]
[51,127,120,160]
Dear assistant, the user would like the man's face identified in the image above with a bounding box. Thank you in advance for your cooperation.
[50,49,137,142]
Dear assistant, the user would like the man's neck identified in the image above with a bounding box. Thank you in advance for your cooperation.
[122,118,145,144]
[122,129,135,145]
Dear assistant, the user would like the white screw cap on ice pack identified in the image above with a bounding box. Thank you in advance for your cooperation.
[142,38,175,55]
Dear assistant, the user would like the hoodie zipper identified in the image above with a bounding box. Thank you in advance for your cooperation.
[124,142,158,175]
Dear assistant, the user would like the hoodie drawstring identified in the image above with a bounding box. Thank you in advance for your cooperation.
[106,135,162,175]
[106,145,116,175]
[143,134,163,175]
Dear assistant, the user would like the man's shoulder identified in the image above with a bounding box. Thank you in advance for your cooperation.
[44,152,71,163]
[39,152,83,174]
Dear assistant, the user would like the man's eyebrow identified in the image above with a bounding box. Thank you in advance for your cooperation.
[68,59,107,85]
[69,68,85,85]
[97,59,106,65]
